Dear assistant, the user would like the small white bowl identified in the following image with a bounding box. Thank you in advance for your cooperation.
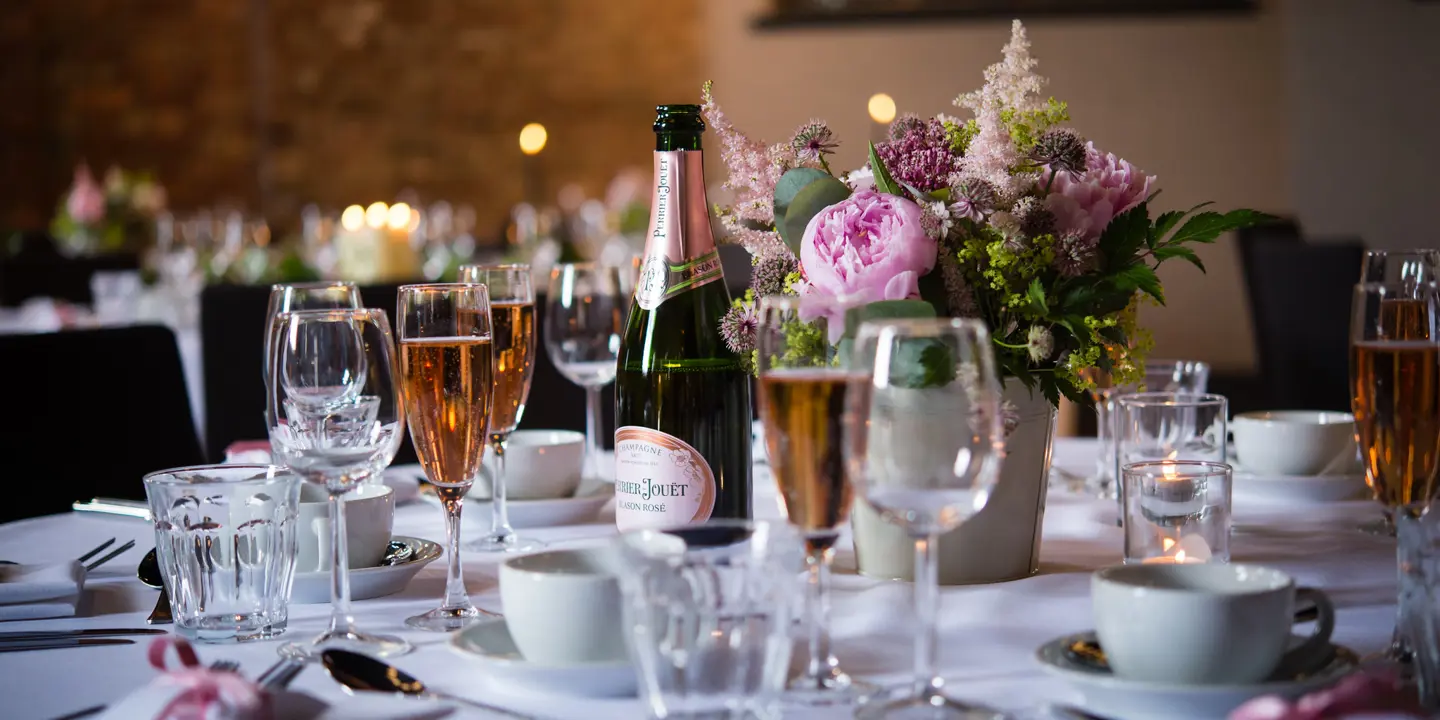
[1232,411,1356,477]
[296,483,395,572]
[499,547,627,666]
[474,429,586,500]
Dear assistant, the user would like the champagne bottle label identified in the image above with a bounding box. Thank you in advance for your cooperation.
[634,249,722,311]
[614,425,717,530]
[634,150,721,311]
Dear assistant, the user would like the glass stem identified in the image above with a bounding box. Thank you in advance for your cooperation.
[327,490,355,636]
[584,386,602,479]
[804,546,838,686]
[1394,539,1415,662]
[489,437,513,536]
[442,494,472,611]
[913,533,942,699]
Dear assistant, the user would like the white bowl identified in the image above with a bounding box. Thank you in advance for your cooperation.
[474,429,586,500]
[1232,411,1356,477]
[296,483,395,572]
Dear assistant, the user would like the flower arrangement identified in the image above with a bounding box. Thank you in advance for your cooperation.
[52,164,167,256]
[710,21,1271,407]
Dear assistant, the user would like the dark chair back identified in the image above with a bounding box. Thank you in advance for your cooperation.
[1240,239,1364,411]
[1,325,204,522]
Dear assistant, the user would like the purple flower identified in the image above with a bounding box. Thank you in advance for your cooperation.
[1053,230,1098,277]
[948,176,999,223]
[874,118,962,193]
[798,190,937,343]
[790,120,838,164]
[1045,142,1157,240]
[66,165,105,225]
[750,249,798,297]
[720,303,759,355]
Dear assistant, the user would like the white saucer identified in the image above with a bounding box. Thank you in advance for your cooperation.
[1232,470,1368,504]
[449,616,637,697]
[290,535,441,604]
[402,468,614,528]
[1036,632,1359,720]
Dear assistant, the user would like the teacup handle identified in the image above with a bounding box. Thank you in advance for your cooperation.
[1281,587,1335,672]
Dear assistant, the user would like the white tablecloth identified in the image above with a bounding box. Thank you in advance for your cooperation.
[0,439,1399,719]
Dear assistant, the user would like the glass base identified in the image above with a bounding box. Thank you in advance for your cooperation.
[279,628,411,661]
[1359,516,1397,537]
[405,603,494,632]
[465,531,545,553]
[856,686,1008,720]
[785,671,878,707]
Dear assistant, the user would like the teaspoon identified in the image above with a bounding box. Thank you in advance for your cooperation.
[320,649,534,719]
[136,549,172,625]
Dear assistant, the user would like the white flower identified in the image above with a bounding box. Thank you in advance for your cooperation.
[843,167,875,192]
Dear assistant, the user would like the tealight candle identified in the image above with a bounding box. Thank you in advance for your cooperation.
[1122,460,1231,564]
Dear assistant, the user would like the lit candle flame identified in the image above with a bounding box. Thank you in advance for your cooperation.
[340,205,365,232]
[1162,537,1176,551]
[365,202,389,229]
[386,202,412,231]
[1174,549,1187,563]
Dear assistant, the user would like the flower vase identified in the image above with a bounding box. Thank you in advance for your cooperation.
[850,382,1055,585]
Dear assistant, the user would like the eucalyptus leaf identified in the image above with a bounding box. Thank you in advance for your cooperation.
[774,167,833,247]
[780,176,851,255]
[842,299,937,340]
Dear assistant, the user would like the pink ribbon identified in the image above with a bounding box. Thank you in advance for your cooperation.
[146,637,269,720]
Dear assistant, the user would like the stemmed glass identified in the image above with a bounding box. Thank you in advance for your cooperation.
[398,284,498,630]
[457,265,544,553]
[543,263,625,482]
[263,281,362,379]
[757,297,875,706]
[268,308,410,659]
[1350,280,1440,663]
[845,318,1007,720]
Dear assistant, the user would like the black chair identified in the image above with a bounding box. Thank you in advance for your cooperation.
[1239,239,1364,411]
[0,251,141,307]
[2,326,204,522]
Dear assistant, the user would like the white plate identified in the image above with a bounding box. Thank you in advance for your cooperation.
[291,535,440,604]
[449,616,637,697]
[400,464,614,528]
[1232,471,1368,504]
[1036,632,1359,720]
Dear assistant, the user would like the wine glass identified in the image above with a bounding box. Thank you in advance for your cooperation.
[268,308,410,659]
[543,263,624,482]
[457,265,544,553]
[845,318,1006,720]
[756,296,875,706]
[1351,280,1440,663]
[264,281,362,380]
[398,284,498,630]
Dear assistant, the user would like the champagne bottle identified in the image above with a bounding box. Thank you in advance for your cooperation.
[614,105,753,531]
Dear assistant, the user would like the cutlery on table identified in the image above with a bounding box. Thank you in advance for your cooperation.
[0,638,134,653]
[137,549,172,625]
[83,539,135,571]
[52,659,241,720]
[1,537,127,567]
[0,628,167,642]
[321,648,535,719]
[72,498,151,521]
[257,657,306,690]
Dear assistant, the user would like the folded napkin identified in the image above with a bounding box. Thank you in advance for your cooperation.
[0,561,84,621]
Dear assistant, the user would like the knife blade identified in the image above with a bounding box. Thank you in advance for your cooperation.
[71,499,151,521]
[0,628,167,642]
[0,638,135,653]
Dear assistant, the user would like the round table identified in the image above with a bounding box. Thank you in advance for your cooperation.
[0,439,1399,719]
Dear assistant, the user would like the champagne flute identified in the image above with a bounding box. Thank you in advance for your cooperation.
[398,284,496,630]
[544,263,624,482]
[269,308,410,659]
[263,281,361,380]
[458,265,544,553]
[845,318,1006,720]
[1351,280,1440,663]
[756,297,875,706]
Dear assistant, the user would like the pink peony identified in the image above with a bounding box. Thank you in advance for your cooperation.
[798,190,937,342]
[1227,672,1421,720]
[1045,142,1156,240]
[65,165,106,225]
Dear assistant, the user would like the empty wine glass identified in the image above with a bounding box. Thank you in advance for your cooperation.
[264,281,362,380]
[544,263,624,482]
[845,318,1006,720]
[268,308,410,659]
[457,265,544,553]
[398,284,498,630]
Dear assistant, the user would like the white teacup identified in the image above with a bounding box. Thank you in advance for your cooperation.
[295,483,395,572]
[1232,411,1356,476]
[499,547,627,665]
[1092,564,1334,685]
[474,429,585,500]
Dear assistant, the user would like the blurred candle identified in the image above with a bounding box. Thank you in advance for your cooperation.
[520,122,547,205]
[868,93,896,144]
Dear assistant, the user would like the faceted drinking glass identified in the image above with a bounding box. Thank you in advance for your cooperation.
[143,464,300,643]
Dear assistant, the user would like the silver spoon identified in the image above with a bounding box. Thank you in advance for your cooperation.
[137,549,172,625]
[321,649,534,719]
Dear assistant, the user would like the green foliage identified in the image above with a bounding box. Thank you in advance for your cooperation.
[868,142,904,196]
[779,175,851,254]
[945,118,980,154]
[1000,98,1070,153]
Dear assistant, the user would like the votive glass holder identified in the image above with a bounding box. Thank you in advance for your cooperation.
[1122,460,1231,565]
[143,464,301,642]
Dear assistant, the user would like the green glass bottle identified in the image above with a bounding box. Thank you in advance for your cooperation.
[613,105,753,531]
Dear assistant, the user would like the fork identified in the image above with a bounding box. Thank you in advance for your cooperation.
[82,539,136,571]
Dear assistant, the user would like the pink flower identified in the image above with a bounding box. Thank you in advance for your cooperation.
[1227,672,1421,720]
[66,165,106,225]
[1045,142,1156,240]
[798,190,937,342]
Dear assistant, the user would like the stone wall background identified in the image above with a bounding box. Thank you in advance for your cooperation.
[0,0,703,236]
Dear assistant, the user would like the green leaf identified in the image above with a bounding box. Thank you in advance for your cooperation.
[1098,325,1127,346]
[780,176,851,255]
[916,270,949,314]
[842,299,937,340]
[868,142,903,196]
[1114,263,1165,305]
[1148,211,1185,249]
[1026,278,1048,317]
[1099,202,1152,270]
[1153,245,1206,272]
[774,167,832,246]
[891,338,958,389]
[1167,209,1277,246]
